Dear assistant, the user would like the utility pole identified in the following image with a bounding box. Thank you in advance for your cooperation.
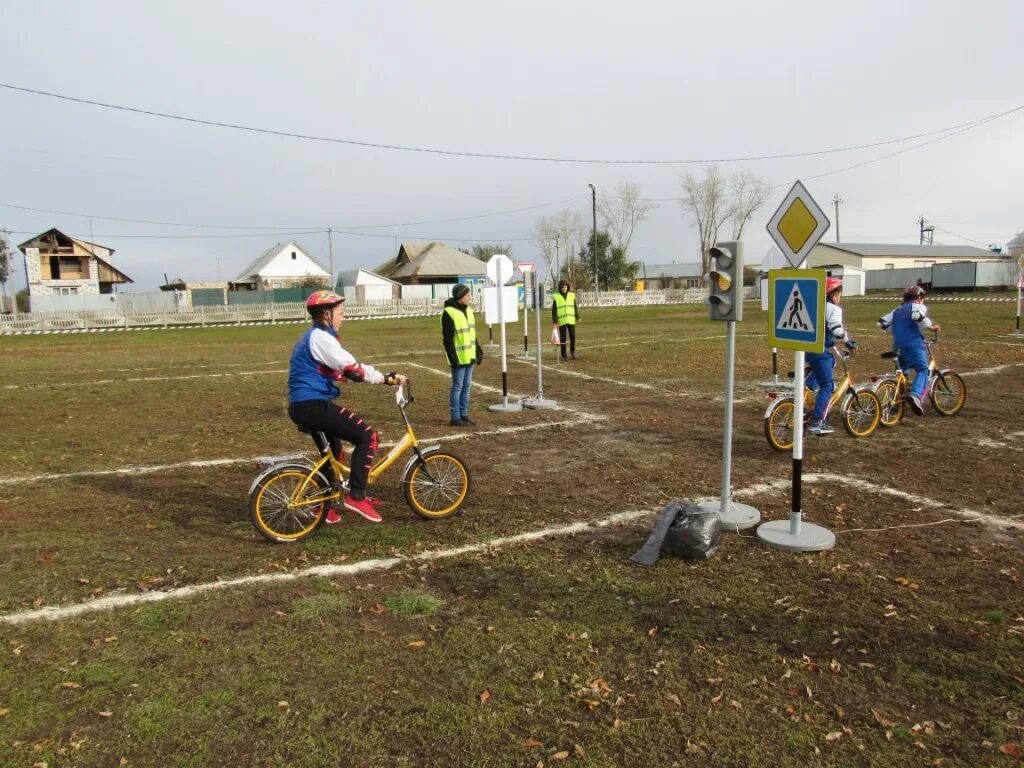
[588,183,598,298]
[327,228,335,290]
[917,215,934,246]
[832,194,843,243]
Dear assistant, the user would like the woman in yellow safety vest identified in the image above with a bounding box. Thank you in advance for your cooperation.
[441,284,483,426]
[551,279,579,360]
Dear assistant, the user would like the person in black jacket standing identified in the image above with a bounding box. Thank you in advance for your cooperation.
[441,284,483,426]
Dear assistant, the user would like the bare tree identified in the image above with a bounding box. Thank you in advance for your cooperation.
[726,170,771,240]
[679,165,770,277]
[679,164,727,278]
[597,181,658,254]
[534,208,585,286]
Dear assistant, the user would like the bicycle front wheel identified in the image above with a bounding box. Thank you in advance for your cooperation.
[873,379,903,427]
[930,371,966,415]
[842,389,881,438]
[403,450,470,519]
[764,397,797,452]
[250,466,331,543]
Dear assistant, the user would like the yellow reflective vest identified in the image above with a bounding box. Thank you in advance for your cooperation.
[443,306,477,365]
[552,292,577,326]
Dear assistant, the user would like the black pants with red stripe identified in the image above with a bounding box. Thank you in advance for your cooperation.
[288,399,378,499]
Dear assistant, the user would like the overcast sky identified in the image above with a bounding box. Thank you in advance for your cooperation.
[1,1,1021,291]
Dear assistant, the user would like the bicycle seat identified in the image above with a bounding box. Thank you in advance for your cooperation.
[881,352,899,360]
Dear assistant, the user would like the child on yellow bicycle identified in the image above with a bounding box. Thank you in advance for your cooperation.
[877,284,941,416]
[805,277,859,435]
[288,290,406,524]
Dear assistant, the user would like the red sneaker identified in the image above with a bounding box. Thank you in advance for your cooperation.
[324,506,343,525]
[342,495,383,523]
[367,497,383,509]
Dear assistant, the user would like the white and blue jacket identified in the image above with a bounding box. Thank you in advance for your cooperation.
[288,325,386,403]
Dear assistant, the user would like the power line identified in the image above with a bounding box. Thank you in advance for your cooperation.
[0,195,582,232]
[2,81,1021,165]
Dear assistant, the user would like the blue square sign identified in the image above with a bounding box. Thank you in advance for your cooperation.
[767,269,826,352]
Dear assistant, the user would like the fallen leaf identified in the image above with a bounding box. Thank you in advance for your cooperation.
[277,701,289,709]
[0,708,9,717]
[98,711,113,718]
[613,718,625,729]
[32,763,47,768]
[407,640,427,648]
[825,731,844,742]
[711,691,724,704]
[60,682,81,689]
[871,708,897,728]
[573,744,586,758]
[521,740,544,748]
[370,603,387,614]
[999,743,1022,757]
[533,671,545,680]
[666,693,681,706]
[119,759,129,767]
[478,689,491,704]
[551,751,570,761]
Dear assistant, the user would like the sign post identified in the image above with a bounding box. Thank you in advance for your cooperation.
[758,181,836,553]
[485,254,523,414]
[516,262,534,360]
[522,270,557,410]
[1015,254,1024,336]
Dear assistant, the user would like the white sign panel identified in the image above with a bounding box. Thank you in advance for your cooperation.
[483,285,519,325]
[486,254,514,285]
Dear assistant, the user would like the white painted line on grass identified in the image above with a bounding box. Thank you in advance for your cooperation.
[4,471,1021,626]
[743,472,1023,532]
[0,509,653,626]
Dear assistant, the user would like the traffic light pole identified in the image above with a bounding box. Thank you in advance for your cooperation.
[700,241,759,531]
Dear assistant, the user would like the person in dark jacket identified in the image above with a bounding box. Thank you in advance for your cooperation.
[441,284,483,426]
[551,279,579,360]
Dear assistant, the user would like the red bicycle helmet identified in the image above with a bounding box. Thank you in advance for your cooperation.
[903,284,926,300]
[305,290,344,316]
[825,277,843,295]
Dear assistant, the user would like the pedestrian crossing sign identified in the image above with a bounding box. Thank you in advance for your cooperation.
[768,269,826,352]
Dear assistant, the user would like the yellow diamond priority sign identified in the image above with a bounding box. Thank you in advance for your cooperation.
[766,181,830,268]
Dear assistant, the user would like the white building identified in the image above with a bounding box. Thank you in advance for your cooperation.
[230,241,329,291]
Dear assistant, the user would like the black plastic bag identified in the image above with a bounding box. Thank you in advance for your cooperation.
[630,500,721,566]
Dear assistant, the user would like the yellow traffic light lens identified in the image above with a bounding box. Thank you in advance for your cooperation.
[714,274,731,291]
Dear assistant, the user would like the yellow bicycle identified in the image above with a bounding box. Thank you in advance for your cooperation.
[249,381,470,543]
[763,347,881,452]
[870,332,966,426]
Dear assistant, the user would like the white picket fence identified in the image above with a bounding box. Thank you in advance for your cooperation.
[0,288,748,335]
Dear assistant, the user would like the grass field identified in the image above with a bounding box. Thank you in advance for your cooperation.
[1,298,1022,767]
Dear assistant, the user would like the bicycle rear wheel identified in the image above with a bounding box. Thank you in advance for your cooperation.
[764,397,797,452]
[250,466,331,543]
[842,389,881,438]
[873,379,903,427]
[402,450,470,519]
[930,371,966,415]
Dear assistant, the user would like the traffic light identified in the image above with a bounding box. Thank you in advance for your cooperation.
[707,241,743,322]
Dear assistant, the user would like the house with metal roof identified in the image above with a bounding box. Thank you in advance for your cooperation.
[808,243,1006,271]
[373,242,487,286]
[336,268,400,303]
[634,262,704,290]
[230,241,329,291]
[18,228,132,297]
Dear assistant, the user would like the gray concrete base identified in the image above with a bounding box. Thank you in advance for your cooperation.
[521,397,558,410]
[698,499,760,531]
[488,400,523,413]
[757,518,836,552]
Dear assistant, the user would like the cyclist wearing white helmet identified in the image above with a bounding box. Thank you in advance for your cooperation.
[878,284,941,415]
[287,290,406,523]
[805,277,858,435]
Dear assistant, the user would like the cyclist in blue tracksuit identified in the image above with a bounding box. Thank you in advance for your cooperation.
[288,290,406,524]
[805,277,858,435]
[878,284,941,416]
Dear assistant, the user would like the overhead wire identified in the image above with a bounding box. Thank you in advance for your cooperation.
[1,81,1021,164]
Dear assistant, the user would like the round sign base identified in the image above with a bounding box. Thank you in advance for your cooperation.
[757,519,835,552]
[488,400,523,413]
[516,352,533,361]
[698,499,760,531]
[521,396,557,410]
